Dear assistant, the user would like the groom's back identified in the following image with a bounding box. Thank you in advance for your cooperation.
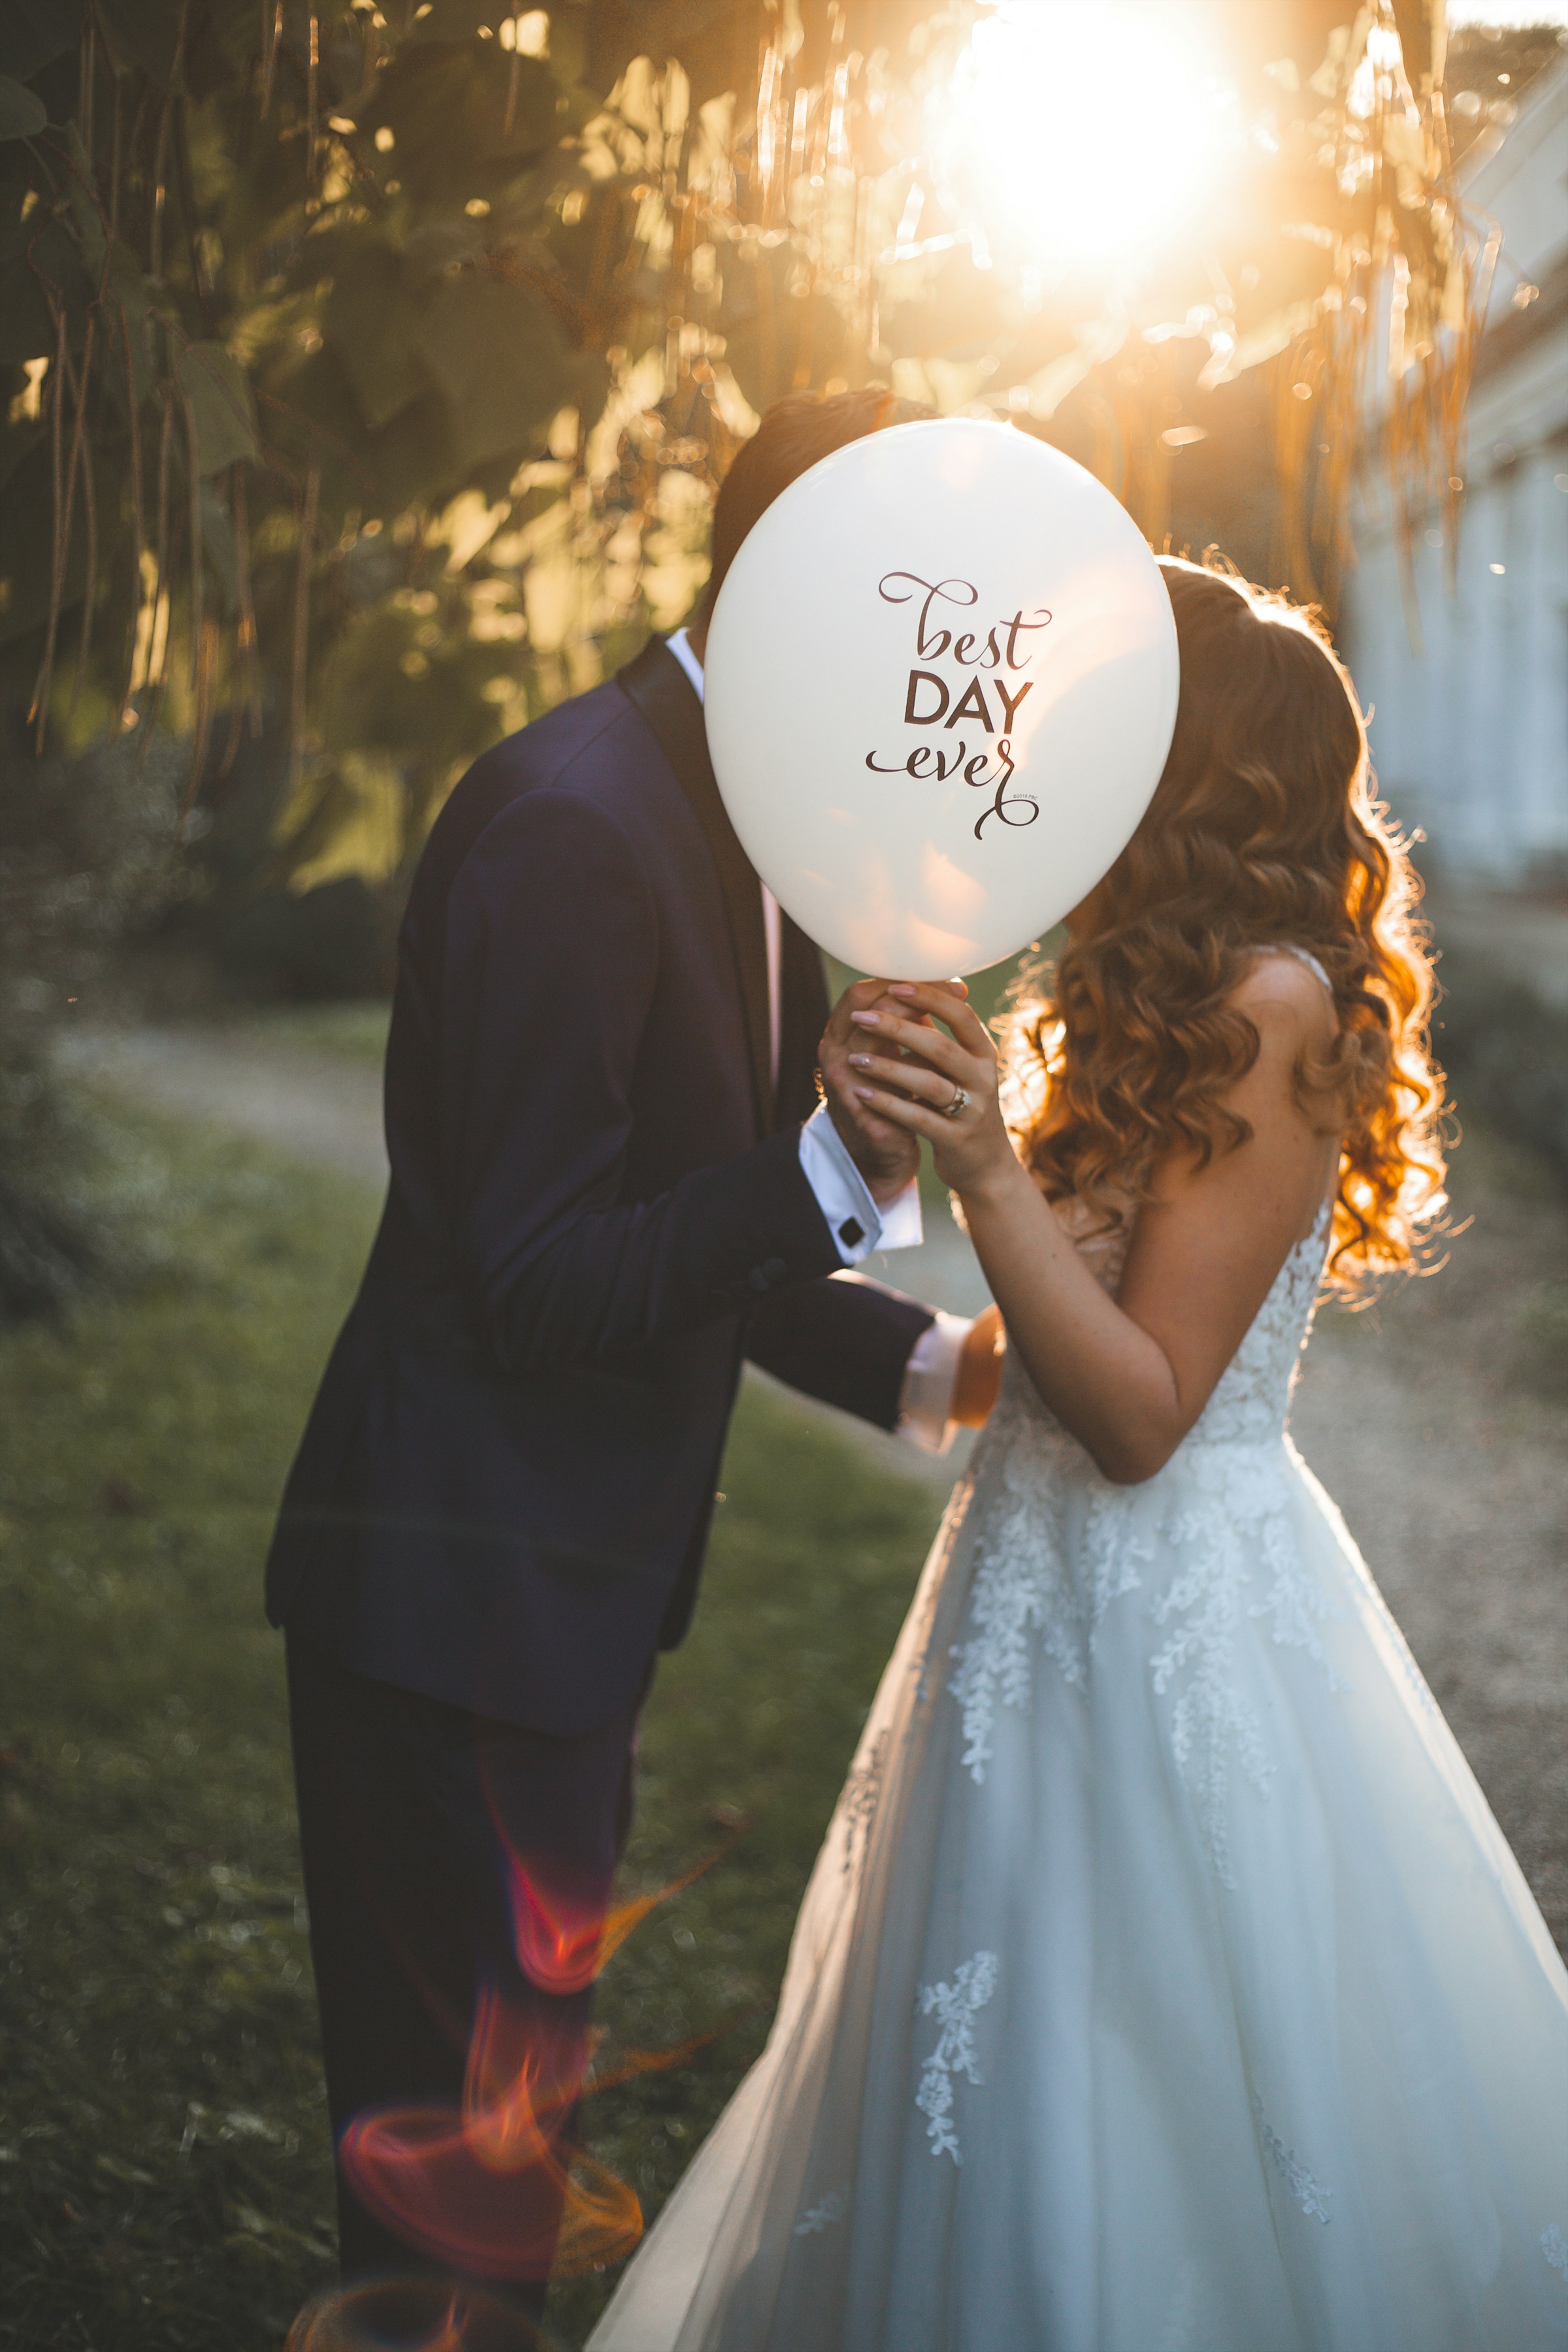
[384,665,768,1270]
[264,653,772,1734]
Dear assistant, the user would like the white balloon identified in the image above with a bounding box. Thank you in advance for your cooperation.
[704,417,1179,976]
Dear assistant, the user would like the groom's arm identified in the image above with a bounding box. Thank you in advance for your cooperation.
[440,786,868,1376]
[743,1271,951,1432]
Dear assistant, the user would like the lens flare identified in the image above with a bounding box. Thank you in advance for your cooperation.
[334,1837,743,2296]
[503,1839,736,1998]
[285,2280,539,2352]
[340,1991,638,2282]
[931,0,1237,283]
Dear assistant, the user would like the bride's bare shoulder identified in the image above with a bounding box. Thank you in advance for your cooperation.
[1194,950,1341,1148]
[1228,948,1336,1057]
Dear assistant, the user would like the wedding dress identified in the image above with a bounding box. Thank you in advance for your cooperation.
[588,960,1568,2352]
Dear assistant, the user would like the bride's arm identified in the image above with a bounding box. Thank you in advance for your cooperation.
[840,962,1339,1483]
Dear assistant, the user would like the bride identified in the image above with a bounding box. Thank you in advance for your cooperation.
[587,559,1568,2351]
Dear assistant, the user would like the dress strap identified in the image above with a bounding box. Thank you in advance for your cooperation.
[1259,943,1334,999]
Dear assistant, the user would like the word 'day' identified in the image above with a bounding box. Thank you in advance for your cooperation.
[704,417,1179,975]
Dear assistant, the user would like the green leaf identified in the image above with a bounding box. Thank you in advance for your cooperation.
[107,242,154,407]
[0,436,88,645]
[0,1,82,84]
[261,342,448,519]
[0,387,44,499]
[414,273,581,472]
[61,124,105,268]
[362,45,559,201]
[0,218,93,363]
[97,0,185,91]
[198,478,239,613]
[0,74,46,140]
[323,242,431,431]
[317,589,519,771]
[359,384,460,513]
[206,0,272,76]
[406,0,514,41]
[175,341,259,474]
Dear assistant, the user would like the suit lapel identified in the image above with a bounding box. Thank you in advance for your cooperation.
[776,909,829,1126]
[617,637,774,1135]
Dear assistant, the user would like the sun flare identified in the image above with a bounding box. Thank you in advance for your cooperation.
[932,1,1237,284]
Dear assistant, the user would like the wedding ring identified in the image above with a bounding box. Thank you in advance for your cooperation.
[942,1085,970,1119]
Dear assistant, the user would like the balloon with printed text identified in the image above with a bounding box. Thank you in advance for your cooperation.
[704,418,1180,975]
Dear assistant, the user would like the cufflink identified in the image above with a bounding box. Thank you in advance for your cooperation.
[838,1217,865,1249]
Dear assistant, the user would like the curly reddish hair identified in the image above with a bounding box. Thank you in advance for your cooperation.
[1003,558,1446,1290]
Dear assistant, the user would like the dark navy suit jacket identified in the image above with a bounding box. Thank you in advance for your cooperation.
[265,638,934,1735]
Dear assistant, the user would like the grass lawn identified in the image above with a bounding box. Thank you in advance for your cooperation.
[240,1002,393,1067]
[0,1107,945,2350]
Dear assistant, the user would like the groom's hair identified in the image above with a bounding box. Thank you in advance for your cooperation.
[698,387,934,625]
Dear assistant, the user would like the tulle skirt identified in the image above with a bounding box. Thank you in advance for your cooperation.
[588,1423,1568,2351]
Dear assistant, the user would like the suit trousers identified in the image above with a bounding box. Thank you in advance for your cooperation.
[286,1632,644,2332]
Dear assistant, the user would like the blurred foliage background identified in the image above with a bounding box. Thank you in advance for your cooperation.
[0,0,1560,1311]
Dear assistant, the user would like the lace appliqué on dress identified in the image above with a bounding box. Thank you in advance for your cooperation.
[840,1732,887,1875]
[949,1397,1151,1784]
[794,2185,851,2236]
[1145,1212,1346,1882]
[1542,2223,1568,2279]
[914,1950,998,2163]
[1253,2093,1331,2224]
[1151,1444,1345,1888]
[949,1206,1347,1881]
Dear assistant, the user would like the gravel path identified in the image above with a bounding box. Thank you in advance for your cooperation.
[63,1022,390,1185]
[1292,1133,1568,1950]
[71,1021,1568,1949]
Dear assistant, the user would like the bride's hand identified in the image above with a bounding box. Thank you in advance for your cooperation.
[847,983,1015,1196]
[819,975,969,1203]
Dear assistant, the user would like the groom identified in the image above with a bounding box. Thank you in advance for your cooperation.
[266,387,995,2318]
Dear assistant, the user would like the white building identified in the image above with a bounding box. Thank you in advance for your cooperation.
[1341,57,1568,884]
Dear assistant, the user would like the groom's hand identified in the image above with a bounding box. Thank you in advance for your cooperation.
[819,977,969,1205]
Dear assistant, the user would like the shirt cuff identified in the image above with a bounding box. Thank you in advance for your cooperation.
[798,1103,924,1266]
[896,1309,970,1455]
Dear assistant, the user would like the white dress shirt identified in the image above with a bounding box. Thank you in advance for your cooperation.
[665,627,968,1451]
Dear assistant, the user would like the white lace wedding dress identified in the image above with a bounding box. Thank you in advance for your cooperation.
[589,1083,1568,2348]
